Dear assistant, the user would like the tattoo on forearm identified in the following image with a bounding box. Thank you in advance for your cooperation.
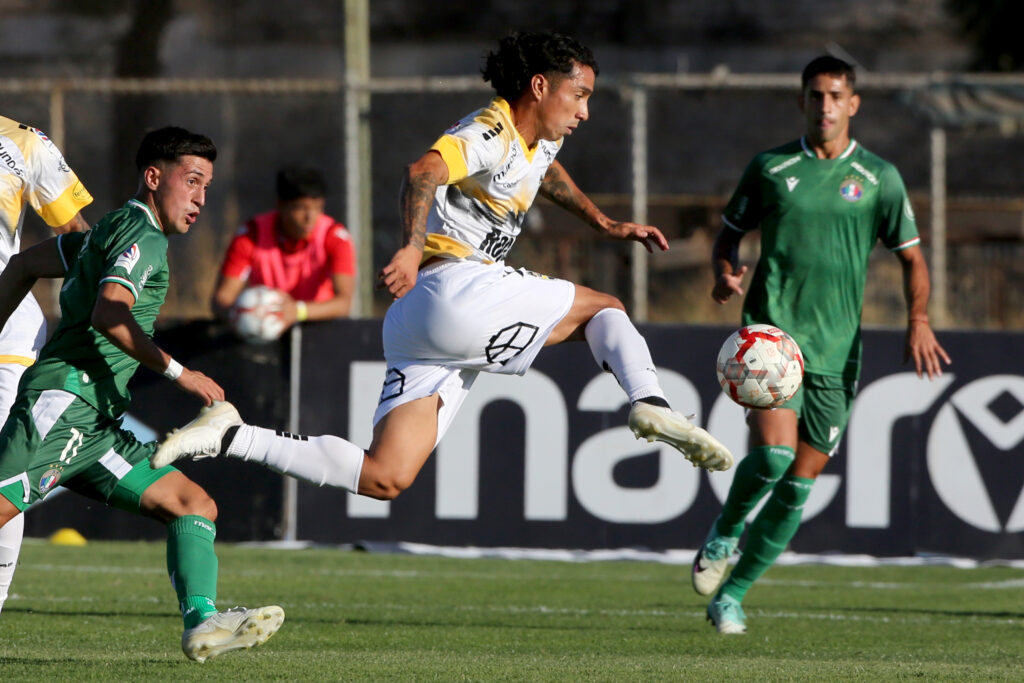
[541,165,601,229]
[401,173,436,250]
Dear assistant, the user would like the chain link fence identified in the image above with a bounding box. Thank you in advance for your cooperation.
[4,74,1021,330]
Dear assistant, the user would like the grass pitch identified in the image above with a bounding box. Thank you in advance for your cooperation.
[1,539,1022,681]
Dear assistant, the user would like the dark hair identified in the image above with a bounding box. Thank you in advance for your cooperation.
[276,166,326,202]
[801,56,856,91]
[135,126,217,171]
[482,31,599,100]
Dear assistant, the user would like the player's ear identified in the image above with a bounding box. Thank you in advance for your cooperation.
[142,164,162,192]
[529,73,547,101]
[848,92,861,117]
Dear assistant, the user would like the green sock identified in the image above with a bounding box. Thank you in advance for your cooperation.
[719,473,814,604]
[715,445,795,539]
[167,515,219,629]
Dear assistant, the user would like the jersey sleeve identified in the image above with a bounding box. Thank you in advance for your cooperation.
[876,165,920,251]
[325,223,356,275]
[23,128,93,228]
[429,121,506,185]
[56,230,87,272]
[721,157,764,233]
[220,226,257,279]
[99,229,167,303]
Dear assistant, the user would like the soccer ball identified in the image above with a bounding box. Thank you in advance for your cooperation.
[716,324,804,409]
[230,285,287,343]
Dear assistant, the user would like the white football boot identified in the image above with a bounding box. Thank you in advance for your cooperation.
[692,523,739,596]
[151,401,242,469]
[706,594,747,635]
[628,402,734,471]
[182,605,285,663]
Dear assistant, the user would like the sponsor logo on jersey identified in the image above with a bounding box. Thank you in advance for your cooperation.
[481,121,504,141]
[785,177,800,192]
[0,139,25,178]
[39,468,62,494]
[904,200,915,221]
[115,243,141,273]
[492,145,519,183]
[839,178,863,202]
[769,155,802,175]
[850,161,879,186]
[72,181,89,201]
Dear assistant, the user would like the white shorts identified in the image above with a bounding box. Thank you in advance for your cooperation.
[373,259,575,438]
[0,293,46,363]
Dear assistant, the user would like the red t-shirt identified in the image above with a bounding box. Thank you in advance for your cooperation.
[220,210,355,302]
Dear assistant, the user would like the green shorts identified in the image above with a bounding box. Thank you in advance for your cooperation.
[782,372,857,456]
[0,389,176,513]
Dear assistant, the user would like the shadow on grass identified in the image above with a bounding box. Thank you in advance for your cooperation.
[2,605,173,620]
[837,605,1024,620]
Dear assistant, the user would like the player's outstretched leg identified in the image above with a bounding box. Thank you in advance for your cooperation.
[583,307,733,471]
[152,401,243,468]
[182,605,285,663]
[628,402,733,471]
[152,402,366,493]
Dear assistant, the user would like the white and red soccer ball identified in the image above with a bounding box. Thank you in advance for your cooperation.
[229,285,287,343]
[716,324,804,409]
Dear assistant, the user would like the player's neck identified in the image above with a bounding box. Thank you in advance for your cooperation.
[805,132,851,160]
[507,100,539,149]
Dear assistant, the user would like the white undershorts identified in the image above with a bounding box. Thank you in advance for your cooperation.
[372,258,575,442]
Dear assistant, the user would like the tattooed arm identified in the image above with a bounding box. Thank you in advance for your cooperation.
[539,160,669,253]
[378,150,450,299]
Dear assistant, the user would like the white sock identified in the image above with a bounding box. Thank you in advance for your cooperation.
[584,308,666,404]
[226,424,364,493]
[0,512,24,613]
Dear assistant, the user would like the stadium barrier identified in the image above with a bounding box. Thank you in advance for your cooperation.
[24,319,1024,559]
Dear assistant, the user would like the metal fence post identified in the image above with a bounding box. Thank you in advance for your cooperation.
[629,84,649,321]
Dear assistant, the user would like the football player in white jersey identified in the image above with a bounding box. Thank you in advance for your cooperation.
[0,116,92,613]
[152,32,733,505]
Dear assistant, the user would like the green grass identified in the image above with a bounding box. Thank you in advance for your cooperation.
[1,540,1022,680]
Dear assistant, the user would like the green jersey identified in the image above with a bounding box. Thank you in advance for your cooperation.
[22,199,169,418]
[723,138,919,380]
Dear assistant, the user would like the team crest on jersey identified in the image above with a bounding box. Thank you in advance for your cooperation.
[115,243,141,273]
[839,178,863,202]
[39,468,62,494]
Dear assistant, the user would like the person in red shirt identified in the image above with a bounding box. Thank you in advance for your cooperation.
[211,166,355,327]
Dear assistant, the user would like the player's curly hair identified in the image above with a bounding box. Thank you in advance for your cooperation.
[135,126,217,170]
[482,31,599,101]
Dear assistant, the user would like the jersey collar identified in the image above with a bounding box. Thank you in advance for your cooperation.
[493,97,540,162]
[800,136,858,160]
[127,199,162,233]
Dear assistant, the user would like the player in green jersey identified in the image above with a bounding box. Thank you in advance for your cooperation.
[0,127,284,661]
[695,56,951,634]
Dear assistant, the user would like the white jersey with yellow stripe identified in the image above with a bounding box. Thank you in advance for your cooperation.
[426,97,561,265]
[0,116,92,363]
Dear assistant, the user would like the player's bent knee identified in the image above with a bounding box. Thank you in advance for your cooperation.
[181,491,218,521]
[359,468,419,501]
[142,475,219,523]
